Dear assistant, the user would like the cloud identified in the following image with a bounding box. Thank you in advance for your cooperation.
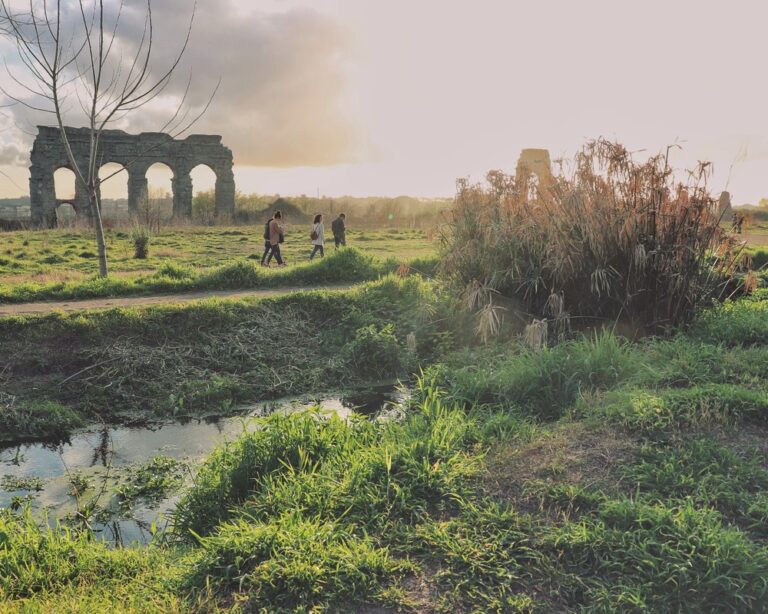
[0,143,25,166]
[0,0,363,167]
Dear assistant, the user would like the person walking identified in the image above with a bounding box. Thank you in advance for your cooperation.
[331,213,346,249]
[268,210,286,266]
[260,214,274,267]
[310,213,325,259]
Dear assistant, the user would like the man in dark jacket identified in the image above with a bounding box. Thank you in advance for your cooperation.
[331,213,346,249]
[260,215,273,266]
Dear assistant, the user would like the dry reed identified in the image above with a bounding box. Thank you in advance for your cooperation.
[441,139,751,336]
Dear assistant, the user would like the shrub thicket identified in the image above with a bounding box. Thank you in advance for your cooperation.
[441,140,751,336]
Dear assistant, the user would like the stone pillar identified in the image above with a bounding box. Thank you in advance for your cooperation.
[29,165,56,227]
[74,178,92,217]
[172,169,193,218]
[128,169,149,213]
[215,167,236,218]
[718,191,733,219]
[515,148,554,197]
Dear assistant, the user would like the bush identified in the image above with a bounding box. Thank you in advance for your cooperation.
[131,230,150,259]
[441,139,749,336]
[343,323,403,379]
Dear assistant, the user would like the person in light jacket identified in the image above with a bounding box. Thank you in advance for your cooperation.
[310,213,325,259]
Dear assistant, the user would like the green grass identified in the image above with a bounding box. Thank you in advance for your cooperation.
[0,397,85,445]
[0,226,436,290]
[4,279,768,611]
[0,247,438,303]
[0,511,190,610]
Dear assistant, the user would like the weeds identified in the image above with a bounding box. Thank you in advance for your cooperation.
[420,331,636,419]
[117,456,186,508]
[584,385,768,434]
[1,476,45,492]
[546,499,768,612]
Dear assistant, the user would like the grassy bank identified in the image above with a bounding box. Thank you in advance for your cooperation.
[3,294,768,611]
[0,274,448,445]
[0,248,438,304]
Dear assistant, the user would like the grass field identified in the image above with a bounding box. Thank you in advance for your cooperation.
[0,226,437,283]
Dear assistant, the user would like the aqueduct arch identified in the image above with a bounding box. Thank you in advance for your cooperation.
[29,126,235,227]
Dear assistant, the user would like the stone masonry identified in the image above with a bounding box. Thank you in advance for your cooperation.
[29,126,235,226]
[515,148,554,195]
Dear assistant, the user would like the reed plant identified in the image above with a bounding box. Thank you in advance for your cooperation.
[441,139,752,337]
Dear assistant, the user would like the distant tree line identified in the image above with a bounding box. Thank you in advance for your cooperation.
[192,191,453,229]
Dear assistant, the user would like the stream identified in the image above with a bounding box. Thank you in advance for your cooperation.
[0,386,403,545]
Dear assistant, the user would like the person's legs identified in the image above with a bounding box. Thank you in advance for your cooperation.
[271,243,284,265]
[310,244,321,260]
[319,245,324,257]
[334,236,341,249]
[261,242,272,265]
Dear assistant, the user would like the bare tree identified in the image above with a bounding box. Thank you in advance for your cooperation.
[0,0,212,277]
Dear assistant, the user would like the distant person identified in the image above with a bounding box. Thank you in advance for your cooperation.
[732,212,745,234]
[310,213,325,259]
[268,210,286,266]
[737,213,746,234]
[260,214,274,267]
[331,213,346,249]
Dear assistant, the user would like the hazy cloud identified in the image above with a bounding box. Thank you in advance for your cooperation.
[0,0,363,167]
[0,144,25,166]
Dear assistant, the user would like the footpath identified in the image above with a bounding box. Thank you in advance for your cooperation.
[0,284,353,316]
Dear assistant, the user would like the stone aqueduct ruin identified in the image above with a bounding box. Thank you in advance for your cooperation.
[29,126,235,226]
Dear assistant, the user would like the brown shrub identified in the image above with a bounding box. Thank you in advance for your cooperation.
[441,139,751,336]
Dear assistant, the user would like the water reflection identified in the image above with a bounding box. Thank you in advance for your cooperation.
[0,386,402,545]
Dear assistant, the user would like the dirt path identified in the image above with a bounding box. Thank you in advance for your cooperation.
[0,284,354,316]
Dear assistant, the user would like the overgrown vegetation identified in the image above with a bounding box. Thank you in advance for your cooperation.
[441,140,754,336]
[6,305,768,611]
[0,275,447,443]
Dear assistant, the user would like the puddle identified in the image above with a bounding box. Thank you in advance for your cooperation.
[0,386,404,545]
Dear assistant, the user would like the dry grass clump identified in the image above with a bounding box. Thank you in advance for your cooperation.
[441,139,751,335]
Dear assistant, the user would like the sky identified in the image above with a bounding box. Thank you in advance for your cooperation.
[1,0,768,204]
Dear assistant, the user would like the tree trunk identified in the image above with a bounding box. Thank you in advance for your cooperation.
[89,186,109,278]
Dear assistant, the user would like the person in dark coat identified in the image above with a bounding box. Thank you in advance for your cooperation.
[331,213,346,249]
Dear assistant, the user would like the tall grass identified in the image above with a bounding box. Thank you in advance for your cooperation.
[420,331,636,419]
[441,139,750,335]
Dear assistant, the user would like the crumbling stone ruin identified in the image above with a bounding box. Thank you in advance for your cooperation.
[718,191,733,219]
[515,148,554,195]
[29,126,235,227]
